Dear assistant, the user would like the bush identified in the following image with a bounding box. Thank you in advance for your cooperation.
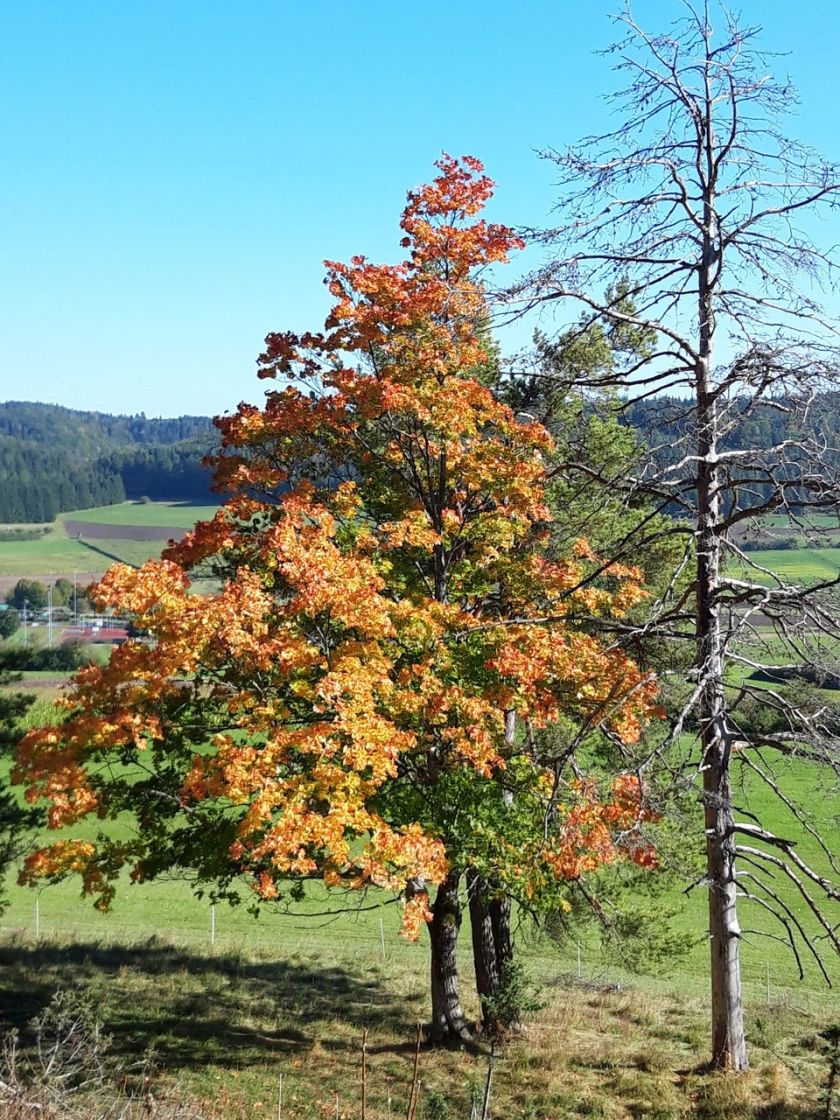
[0,609,20,639]
[0,527,48,542]
[480,959,545,1033]
[0,988,209,1119]
[740,534,802,551]
[0,643,90,672]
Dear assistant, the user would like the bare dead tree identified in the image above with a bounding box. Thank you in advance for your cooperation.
[514,0,840,1072]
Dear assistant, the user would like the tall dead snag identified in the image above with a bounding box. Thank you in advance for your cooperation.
[520,1,840,1070]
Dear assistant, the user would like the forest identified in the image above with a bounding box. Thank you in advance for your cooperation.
[0,402,215,521]
[4,394,840,528]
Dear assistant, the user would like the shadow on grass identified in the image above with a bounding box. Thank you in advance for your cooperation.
[74,539,143,568]
[0,936,417,1071]
[819,1025,840,1120]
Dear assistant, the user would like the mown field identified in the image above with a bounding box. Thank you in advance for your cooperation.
[733,546,840,586]
[0,716,838,1118]
[1,850,839,1118]
[0,501,219,580]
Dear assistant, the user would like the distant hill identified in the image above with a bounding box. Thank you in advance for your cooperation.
[0,401,217,522]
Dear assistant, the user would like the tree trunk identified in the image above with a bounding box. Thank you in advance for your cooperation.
[696,188,748,1069]
[489,891,513,976]
[703,747,747,1069]
[466,709,521,1034]
[468,868,499,1021]
[427,872,471,1045]
[468,870,520,1034]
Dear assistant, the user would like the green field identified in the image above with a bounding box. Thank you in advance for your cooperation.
[1,802,837,1119]
[0,731,836,1116]
[0,501,219,577]
[733,546,840,585]
[1,509,838,1117]
[763,513,840,529]
[62,501,221,528]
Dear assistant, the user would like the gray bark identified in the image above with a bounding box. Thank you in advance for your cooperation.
[519,2,840,1071]
[427,872,471,1045]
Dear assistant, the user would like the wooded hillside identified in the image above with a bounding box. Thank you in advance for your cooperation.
[0,402,215,521]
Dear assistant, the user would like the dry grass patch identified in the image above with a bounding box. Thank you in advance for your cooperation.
[0,937,836,1118]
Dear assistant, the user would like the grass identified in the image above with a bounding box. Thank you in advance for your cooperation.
[0,501,219,577]
[62,502,221,528]
[0,737,837,1117]
[732,547,840,586]
[0,928,836,1119]
[1,504,838,1115]
[763,513,840,529]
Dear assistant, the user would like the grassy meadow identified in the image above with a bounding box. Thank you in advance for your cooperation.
[1,836,839,1119]
[0,506,839,1117]
[0,501,219,578]
[59,501,221,528]
[0,722,837,1117]
[734,546,840,586]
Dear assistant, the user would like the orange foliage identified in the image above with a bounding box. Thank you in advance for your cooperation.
[15,157,661,934]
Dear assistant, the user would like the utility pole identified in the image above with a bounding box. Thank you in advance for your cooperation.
[47,583,53,647]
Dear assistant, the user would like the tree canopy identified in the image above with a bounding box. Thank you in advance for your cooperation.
[16,160,662,1038]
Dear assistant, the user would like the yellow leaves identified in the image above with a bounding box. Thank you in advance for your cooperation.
[330,480,361,519]
[12,156,664,931]
[487,625,659,743]
[266,488,396,641]
[20,838,119,909]
[401,893,434,940]
[21,839,96,883]
[378,512,439,551]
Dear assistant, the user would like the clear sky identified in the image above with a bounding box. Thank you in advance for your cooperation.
[1,1,838,419]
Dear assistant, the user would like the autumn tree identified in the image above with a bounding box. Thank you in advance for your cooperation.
[16,157,661,1043]
[521,2,840,1070]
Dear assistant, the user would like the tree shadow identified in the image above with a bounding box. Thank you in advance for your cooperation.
[74,539,141,568]
[816,1024,840,1120]
[0,937,417,1071]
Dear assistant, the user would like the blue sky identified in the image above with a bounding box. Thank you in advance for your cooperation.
[0,1,837,418]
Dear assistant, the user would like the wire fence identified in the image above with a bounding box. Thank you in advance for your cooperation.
[2,889,836,1019]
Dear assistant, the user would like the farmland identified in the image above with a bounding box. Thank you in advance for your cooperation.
[733,546,840,587]
[1,697,838,1116]
[0,501,219,586]
[0,791,838,1118]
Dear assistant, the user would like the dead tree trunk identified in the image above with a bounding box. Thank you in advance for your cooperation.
[695,162,748,1068]
[520,1,840,1072]
[697,375,748,1069]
